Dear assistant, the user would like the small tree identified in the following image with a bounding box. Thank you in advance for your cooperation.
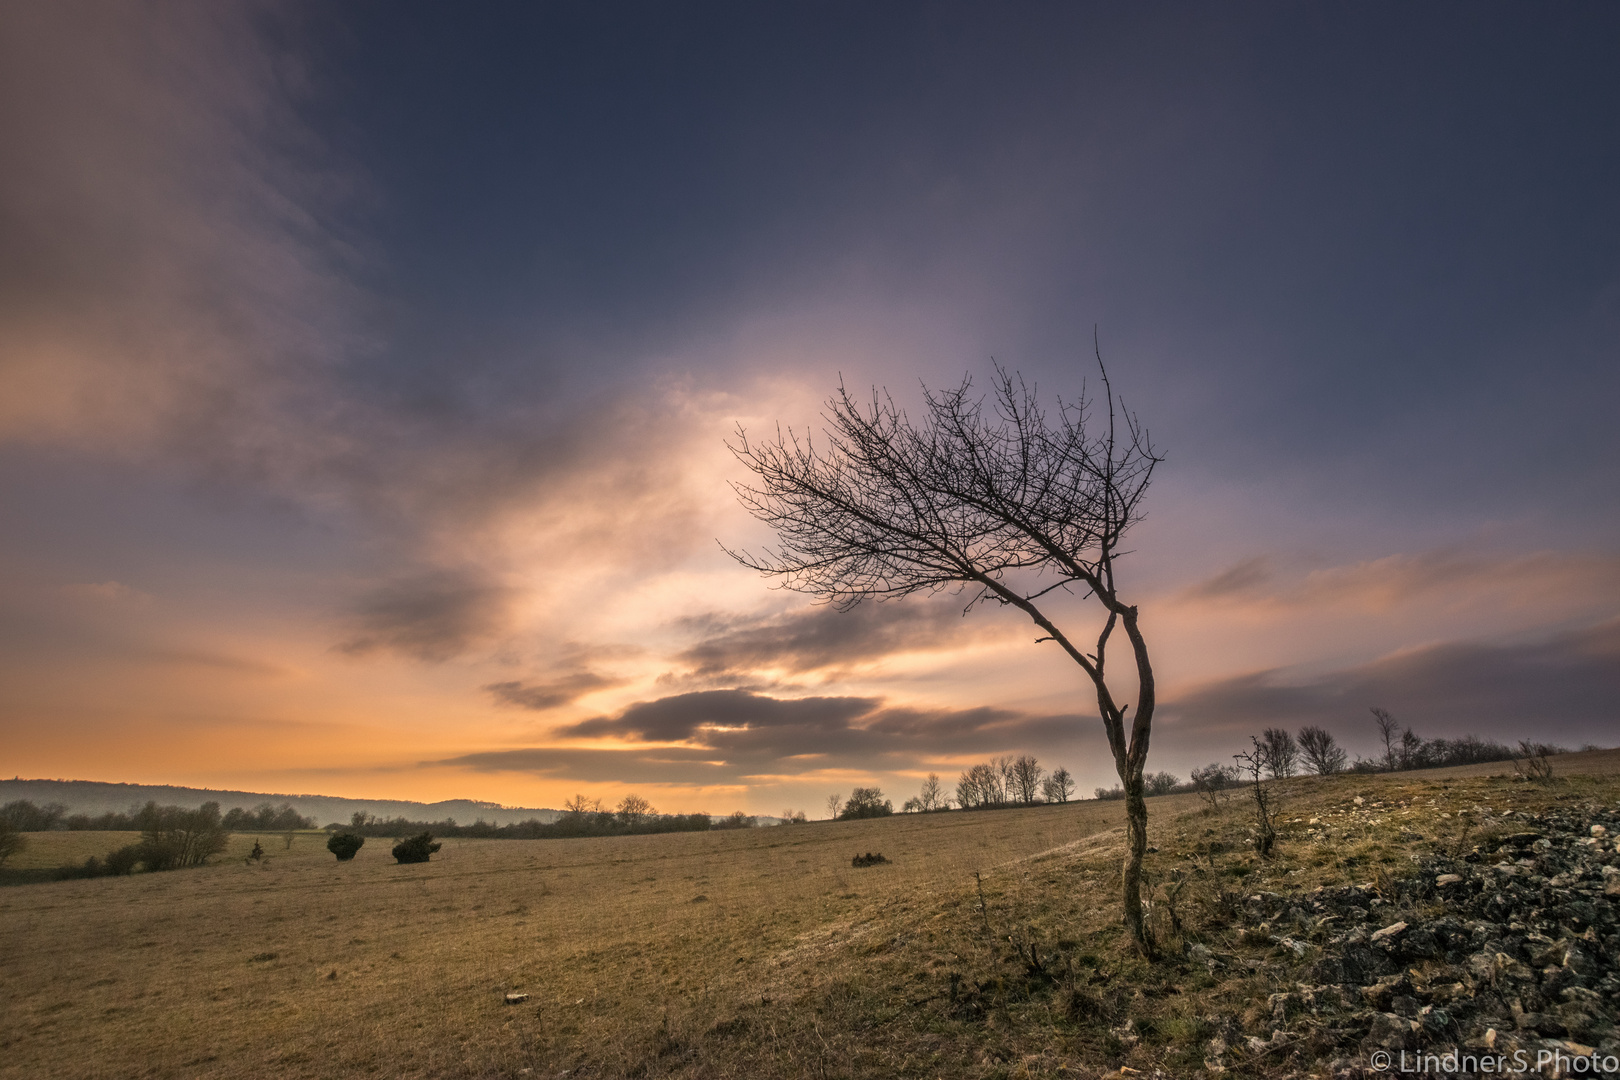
[1260,728,1298,778]
[617,794,654,828]
[839,787,893,819]
[327,832,365,861]
[1234,738,1282,857]
[1041,766,1075,804]
[392,832,441,864]
[728,360,1164,953]
[1297,725,1346,775]
[1370,707,1401,771]
[1190,763,1237,811]
[956,762,1003,808]
[1399,728,1423,771]
[914,772,947,811]
[825,793,843,820]
[1008,755,1044,804]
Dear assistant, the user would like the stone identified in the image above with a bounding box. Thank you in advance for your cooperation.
[1370,921,1408,943]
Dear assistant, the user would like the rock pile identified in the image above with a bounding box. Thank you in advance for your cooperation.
[1208,806,1619,1076]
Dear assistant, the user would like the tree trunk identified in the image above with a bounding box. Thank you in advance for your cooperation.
[1120,770,1156,958]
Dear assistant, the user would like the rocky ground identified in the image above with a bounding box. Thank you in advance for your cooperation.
[1197,803,1619,1077]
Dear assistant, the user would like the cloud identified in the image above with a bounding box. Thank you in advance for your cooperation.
[1164,618,1620,748]
[460,688,1095,780]
[668,599,996,683]
[1176,549,1620,614]
[484,672,628,711]
[336,570,515,662]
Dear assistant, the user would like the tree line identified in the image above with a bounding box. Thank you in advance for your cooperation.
[330,794,753,841]
[1,800,238,879]
[0,799,314,833]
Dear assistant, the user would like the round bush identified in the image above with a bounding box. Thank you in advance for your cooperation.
[327,832,365,861]
[391,832,441,864]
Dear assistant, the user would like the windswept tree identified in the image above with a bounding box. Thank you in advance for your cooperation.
[727,360,1165,954]
[1042,766,1075,804]
[1298,725,1347,775]
[1260,728,1299,779]
[1371,707,1401,771]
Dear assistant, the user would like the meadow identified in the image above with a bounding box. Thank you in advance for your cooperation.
[3,750,1617,1079]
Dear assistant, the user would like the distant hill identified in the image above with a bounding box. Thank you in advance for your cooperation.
[0,778,563,827]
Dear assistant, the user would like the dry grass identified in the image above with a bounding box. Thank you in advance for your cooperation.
[2,749,1616,1079]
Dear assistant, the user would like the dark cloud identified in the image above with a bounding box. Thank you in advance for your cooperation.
[561,689,879,744]
[484,672,627,711]
[511,688,1095,775]
[1164,619,1620,750]
[336,570,513,662]
[671,600,990,681]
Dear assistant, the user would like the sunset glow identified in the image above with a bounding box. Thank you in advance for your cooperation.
[2,4,1615,813]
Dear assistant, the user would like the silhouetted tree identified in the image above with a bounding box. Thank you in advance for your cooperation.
[1041,766,1075,803]
[616,794,654,828]
[915,772,947,811]
[825,793,843,820]
[1371,707,1401,771]
[728,359,1164,953]
[956,762,1004,808]
[839,788,893,819]
[1009,755,1044,804]
[1260,727,1298,778]
[1298,725,1346,775]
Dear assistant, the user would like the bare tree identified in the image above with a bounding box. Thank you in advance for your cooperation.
[617,794,654,828]
[1041,766,1075,804]
[1234,739,1282,857]
[915,772,947,811]
[1371,707,1400,771]
[956,762,1002,808]
[1190,763,1237,811]
[1260,728,1298,778]
[825,793,843,820]
[1298,725,1347,775]
[1009,754,1043,804]
[727,359,1164,954]
[1399,728,1424,771]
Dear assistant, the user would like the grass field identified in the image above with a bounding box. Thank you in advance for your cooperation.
[3,749,1617,1079]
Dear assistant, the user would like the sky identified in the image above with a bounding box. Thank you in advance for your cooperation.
[2,1,1616,816]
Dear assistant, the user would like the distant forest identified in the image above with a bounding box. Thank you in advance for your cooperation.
[1,799,314,832]
[333,808,760,840]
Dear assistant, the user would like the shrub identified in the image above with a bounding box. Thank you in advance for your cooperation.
[391,832,441,864]
[0,818,27,867]
[851,852,889,867]
[104,845,140,876]
[327,832,365,861]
